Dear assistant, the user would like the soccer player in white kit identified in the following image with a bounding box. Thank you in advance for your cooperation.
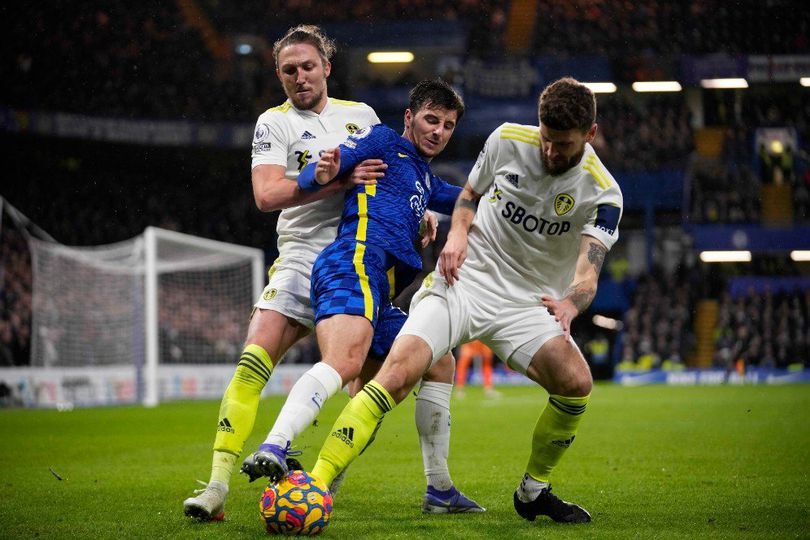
[183,25,474,521]
[309,77,623,524]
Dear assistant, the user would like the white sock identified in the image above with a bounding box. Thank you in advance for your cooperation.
[263,362,343,448]
[415,381,453,490]
[516,473,549,502]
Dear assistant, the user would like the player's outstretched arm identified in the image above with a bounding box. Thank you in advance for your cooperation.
[439,183,481,286]
[252,163,350,212]
[253,158,384,213]
[541,235,608,341]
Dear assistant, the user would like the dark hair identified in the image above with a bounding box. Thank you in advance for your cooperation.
[408,79,465,121]
[272,25,336,67]
[538,77,596,131]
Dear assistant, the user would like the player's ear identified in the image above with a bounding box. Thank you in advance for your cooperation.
[404,108,413,130]
[323,60,331,78]
[586,123,598,143]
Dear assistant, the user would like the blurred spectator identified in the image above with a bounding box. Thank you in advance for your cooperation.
[0,220,32,366]
[714,287,809,370]
[618,268,696,371]
[533,0,809,57]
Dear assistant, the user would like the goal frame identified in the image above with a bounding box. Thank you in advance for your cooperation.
[142,227,264,406]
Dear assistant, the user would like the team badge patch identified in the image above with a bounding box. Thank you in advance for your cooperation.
[554,193,575,216]
[262,288,278,301]
[254,123,270,142]
[350,125,373,140]
[345,123,359,134]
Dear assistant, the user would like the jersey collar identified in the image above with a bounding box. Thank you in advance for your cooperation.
[288,97,332,118]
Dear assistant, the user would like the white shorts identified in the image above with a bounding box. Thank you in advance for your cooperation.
[253,258,315,329]
[399,271,565,374]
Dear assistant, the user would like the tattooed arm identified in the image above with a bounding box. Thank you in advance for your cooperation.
[439,183,482,286]
[541,235,608,341]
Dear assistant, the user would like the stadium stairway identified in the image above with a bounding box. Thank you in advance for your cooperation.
[691,299,719,368]
[761,183,794,225]
[504,0,538,54]
[694,128,726,158]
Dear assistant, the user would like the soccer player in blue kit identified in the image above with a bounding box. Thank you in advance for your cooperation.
[242,79,484,512]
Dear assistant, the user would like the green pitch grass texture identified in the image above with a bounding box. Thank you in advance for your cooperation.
[1,384,808,539]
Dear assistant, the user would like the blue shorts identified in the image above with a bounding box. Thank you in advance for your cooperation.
[311,239,408,358]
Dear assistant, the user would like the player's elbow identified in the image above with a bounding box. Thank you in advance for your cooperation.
[254,194,280,213]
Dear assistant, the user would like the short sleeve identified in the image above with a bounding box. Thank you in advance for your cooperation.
[251,112,289,168]
[582,190,623,251]
[467,126,502,195]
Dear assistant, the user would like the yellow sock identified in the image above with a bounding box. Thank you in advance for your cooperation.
[210,451,238,485]
[210,344,274,484]
[526,394,590,483]
[312,381,395,486]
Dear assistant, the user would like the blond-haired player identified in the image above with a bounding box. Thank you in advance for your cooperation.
[183,25,475,521]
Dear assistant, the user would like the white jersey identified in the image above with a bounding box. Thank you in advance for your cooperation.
[251,97,379,268]
[463,122,623,303]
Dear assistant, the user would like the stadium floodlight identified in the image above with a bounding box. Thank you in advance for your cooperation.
[699,250,752,263]
[29,227,265,407]
[592,314,623,331]
[367,51,414,63]
[631,81,682,92]
[801,78,810,87]
[700,78,749,89]
[790,250,810,262]
[583,82,617,94]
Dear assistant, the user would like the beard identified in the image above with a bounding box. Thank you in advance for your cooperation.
[541,147,585,176]
[289,87,324,111]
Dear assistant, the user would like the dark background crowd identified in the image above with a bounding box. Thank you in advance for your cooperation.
[1,0,808,373]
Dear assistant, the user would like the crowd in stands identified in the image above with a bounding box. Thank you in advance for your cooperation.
[595,94,693,173]
[618,270,695,371]
[1,2,251,121]
[2,3,809,372]
[533,0,809,59]
[0,222,31,366]
[689,91,810,224]
[3,137,269,249]
[0,1,506,123]
[714,288,809,370]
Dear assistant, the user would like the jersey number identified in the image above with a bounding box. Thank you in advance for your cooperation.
[295,150,312,171]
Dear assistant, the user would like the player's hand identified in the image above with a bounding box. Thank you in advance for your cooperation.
[419,211,438,248]
[348,159,387,186]
[439,230,468,286]
[541,295,578,342]
[315,147,341,185]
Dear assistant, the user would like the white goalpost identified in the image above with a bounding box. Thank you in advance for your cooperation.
[25,227,264,407]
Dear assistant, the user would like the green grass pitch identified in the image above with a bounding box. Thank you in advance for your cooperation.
[1,384,808,539]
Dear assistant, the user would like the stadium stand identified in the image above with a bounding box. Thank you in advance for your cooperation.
[1,1,808,379]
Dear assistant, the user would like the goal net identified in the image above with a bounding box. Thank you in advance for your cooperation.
[28,227,264,406]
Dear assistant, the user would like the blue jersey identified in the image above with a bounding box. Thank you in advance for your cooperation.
[300,123,461,273]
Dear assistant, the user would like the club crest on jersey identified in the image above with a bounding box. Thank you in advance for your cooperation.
[262,288,278,301]
[345,123,360,134]
[554,193,575,216]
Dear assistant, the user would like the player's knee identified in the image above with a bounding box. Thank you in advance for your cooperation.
[568,373,592,397]
[423,352,454,384]
[561,365,592,397]
[327,356,365,386]
[376,357,425,403]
